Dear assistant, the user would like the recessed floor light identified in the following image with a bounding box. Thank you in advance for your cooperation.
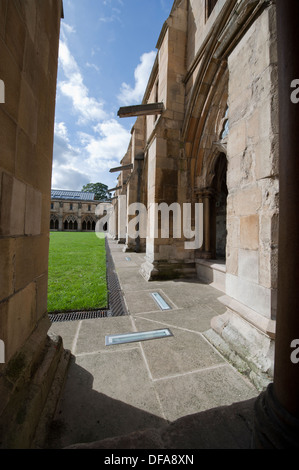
[105,328,173,346]
[151,292,171,310]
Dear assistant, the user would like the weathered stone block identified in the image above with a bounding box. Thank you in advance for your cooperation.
[238,249,259,284]
[15,235,49,292]
[0,282,36,363]
[229,187,262,217]
[36,273,48,320]
[0,109,17,174]
[15,129,37,186]
[25,186,42,236]
[18,78,38,144]
[0,37,22,122]
[5,0,26,70]
[0,1,7,39]
[226,248,238,276]
[0,238,16,302]
[240,214,259,250]
[227,119,246,158]
[0,173,26,236]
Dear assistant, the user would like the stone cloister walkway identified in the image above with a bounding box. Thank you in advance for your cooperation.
[44,238,258,449]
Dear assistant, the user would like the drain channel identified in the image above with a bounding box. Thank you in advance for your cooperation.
[49,310,109,323]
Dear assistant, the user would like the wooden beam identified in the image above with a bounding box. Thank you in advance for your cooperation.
[118,102,164,118]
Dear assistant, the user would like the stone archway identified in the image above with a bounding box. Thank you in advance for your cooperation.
[182,56,229,290]
[82,215,96,231]
[50,215,59,230]
[63,215,79,231]
[211,152,228,260]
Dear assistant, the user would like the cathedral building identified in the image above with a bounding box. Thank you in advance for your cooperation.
[50,189,101,232]
[109,0,279,391]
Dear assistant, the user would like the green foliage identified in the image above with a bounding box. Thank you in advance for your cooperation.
[47,232,108,312]
[81,182,111,201]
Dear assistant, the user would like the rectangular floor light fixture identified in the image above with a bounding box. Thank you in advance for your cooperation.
[105,328,173,346]
[151,292,171,311]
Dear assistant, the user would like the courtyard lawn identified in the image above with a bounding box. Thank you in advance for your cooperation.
[47,232,107,313]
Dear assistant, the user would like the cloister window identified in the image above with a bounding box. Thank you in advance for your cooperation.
[206,0,219,19]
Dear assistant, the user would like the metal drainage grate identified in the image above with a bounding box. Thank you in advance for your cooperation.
[151,292,171,311]
[49,310,109,323]
[105,328,173,346]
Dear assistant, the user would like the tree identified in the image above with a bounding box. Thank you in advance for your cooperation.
[81,182,111,201]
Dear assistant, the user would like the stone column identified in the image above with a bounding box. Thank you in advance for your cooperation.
[78,203,82,231]
[58,202,63,231]
[253,0,299,448]
[198,189,213,259]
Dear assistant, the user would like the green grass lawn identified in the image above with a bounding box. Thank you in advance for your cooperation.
[47,232,107,313]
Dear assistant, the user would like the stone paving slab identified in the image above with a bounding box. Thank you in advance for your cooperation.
[134,305,221,332]
[132,317,225,379]
[46,239,258,449]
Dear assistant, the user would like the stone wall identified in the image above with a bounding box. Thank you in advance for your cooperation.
[0,0,68,448]
[112,0,279,389]
[205,1,278,389]
[50,199,103,231]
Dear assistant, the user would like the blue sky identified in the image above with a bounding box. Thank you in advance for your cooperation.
[52,0,174,192]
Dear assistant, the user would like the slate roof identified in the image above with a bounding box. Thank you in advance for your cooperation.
[51,190,95,201]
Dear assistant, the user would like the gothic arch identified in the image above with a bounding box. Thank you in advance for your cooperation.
[82,215,96,231]
[183,63,229,195]
[63,214,78,231]
[183,51,229,260]
[50,214,59,230]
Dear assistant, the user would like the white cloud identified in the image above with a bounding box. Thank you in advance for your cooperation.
[53,121,80,165]
[53,21,132,191]
[61,22,76,36]
[118,51,156,105]
[52,167,90,191]
[58,38,107,124]
[86,62,100,73]
[79,119,131,171]
[52,118,131,190]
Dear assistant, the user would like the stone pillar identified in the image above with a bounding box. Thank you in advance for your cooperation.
[58,202,63,231]
[197,189,213,259]
[0,1,69,449]
[253,0,299,448]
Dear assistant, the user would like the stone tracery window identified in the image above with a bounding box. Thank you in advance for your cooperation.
[63,214,78,231]
[220,106,229,140]
[50,215,59,230]
[206,0,219,19]
[82,215,96,231]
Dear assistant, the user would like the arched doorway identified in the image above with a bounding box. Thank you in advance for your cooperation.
[211,153,227,260]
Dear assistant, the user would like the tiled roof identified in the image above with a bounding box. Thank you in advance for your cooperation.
[51,190,95,201]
